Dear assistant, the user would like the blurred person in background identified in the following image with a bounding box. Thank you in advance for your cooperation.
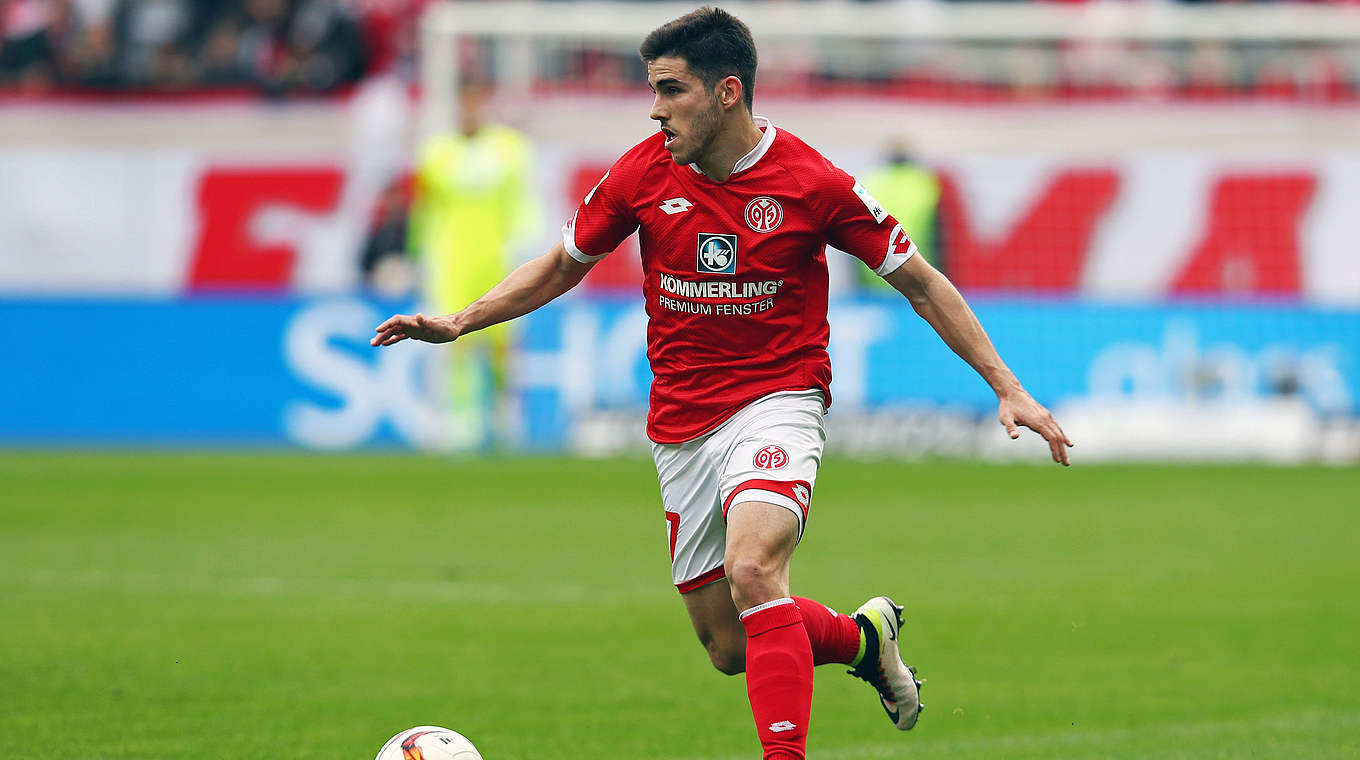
[858,138,942,290]
[360,176,415,297]
[116,0,204,88]
[353,0,419,79]
[233,0,290,87]
[60,0,120,87]
[1185,39,1236,98]
[194,13,251,86]
[409,78,538,450]
[0,0,59,89]
[276,0,365,92]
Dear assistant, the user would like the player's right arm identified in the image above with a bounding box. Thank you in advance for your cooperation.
[370,241,593,346]
[374,143,645,347]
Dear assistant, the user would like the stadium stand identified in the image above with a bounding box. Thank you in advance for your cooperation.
[0,0,419,94]
[2,1,1359,102]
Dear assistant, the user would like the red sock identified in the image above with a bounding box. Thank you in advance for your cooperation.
[740,598,813,760]
[793,597,863,666]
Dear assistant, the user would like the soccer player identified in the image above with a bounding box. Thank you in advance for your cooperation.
[372,8,1073,759]
[409,79,538,449]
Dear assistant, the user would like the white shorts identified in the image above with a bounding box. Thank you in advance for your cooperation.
[651,389,827,594]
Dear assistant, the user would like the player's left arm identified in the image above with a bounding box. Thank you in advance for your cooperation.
[884,254,1074,466]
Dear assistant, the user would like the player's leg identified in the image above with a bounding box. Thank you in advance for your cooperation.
[680,577,745,675]
[718,390,923,749]
[443,338,490,450]
[485,322,514,446]
[678,581,871,676]
[791,596,863,666]
[725,500,810,760]
[715,391,829,759]
[724,500,798,610]
[654,434,747,675]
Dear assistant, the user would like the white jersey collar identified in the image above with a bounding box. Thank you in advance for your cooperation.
[690,115,776,178]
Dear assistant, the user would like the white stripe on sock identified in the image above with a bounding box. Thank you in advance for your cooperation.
[739,596,795,619]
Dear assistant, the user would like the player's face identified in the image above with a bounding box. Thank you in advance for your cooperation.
[647,56,722,166]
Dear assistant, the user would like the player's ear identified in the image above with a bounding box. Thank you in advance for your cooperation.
[716,75,743,111]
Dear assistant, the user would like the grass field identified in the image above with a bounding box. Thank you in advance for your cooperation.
[2,453,1357,759]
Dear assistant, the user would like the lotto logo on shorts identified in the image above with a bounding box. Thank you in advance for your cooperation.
[753,445,789,469]
[697,233,738,275]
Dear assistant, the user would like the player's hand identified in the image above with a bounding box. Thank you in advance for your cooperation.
[998,391,1074,466]
[370,313,461,346]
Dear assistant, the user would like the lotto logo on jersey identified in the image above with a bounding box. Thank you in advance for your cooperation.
[697,233,738,275]
[753,445,789,469]
[886,223,913,257]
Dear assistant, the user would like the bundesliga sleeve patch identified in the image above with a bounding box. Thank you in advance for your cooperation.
[852,181,889,224]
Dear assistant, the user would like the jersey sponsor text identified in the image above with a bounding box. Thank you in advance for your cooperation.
[659,295,775,316]
[659,274,784,300]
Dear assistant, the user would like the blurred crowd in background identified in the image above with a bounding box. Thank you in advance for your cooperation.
[0,0,419,93]
[2,0,1360,100]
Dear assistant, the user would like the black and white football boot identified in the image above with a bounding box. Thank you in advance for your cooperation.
[849,595,924,730]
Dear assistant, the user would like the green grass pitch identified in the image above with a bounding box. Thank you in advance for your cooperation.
[2,453,1357,759]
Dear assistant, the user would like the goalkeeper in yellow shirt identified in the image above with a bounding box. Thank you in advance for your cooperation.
[410,81,538,449]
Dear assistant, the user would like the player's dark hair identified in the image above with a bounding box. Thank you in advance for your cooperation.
[640,7,757,113]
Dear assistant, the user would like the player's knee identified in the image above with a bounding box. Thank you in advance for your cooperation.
[725,555,780,609]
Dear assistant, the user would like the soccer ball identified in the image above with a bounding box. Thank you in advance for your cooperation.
[375,726,484,760]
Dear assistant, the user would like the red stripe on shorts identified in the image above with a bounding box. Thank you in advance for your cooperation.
[723,479,812,522]
[676,564,727,594]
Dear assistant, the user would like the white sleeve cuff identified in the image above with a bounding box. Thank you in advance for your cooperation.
[562,216,609,264]
[875,241,916,277]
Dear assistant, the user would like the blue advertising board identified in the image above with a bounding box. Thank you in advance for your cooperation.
[1,296,1356,450]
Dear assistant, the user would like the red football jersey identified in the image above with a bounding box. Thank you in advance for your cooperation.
[564,118,917,443]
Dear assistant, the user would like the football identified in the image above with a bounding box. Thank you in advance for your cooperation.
[375,726,484,760]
